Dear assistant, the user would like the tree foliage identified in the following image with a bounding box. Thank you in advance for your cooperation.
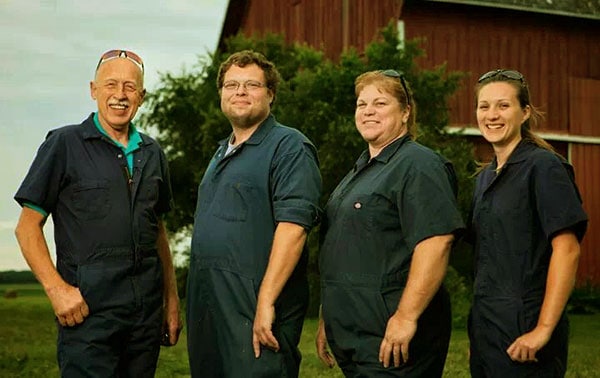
[140,24,477,314]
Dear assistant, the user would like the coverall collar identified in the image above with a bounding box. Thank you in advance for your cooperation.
[490,139,533,171]
[81,113,153,147]
[354,134,411,171]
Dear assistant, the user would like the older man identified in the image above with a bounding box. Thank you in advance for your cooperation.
[14,49,180,377]
[186,50,322,377]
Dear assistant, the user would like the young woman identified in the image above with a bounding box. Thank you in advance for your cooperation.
[469,69,588,377]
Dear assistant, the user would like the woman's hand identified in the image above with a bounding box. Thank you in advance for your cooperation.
[316,317,335,368]
[379,312,417,368]
[507,325,552,362]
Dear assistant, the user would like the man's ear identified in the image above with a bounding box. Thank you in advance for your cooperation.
[90,81,97,100]
[268,89,274,106]
[140,88,147,103]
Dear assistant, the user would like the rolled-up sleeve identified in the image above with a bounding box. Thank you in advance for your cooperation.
[271,139,322,230]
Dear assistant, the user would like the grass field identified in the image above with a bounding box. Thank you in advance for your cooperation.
[1,283,599,377]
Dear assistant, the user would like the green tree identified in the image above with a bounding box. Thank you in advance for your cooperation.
[140,24,475,318]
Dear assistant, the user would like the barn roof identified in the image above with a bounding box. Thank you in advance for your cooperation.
[423,0,600,20]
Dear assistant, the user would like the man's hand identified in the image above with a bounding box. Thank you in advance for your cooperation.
[378,312,417,368]
[316,317,335,368]
[16,207,89,328]
[252,302,279,358]
[156,219,182,346]
[252,222,307,358]
[46,283,89,327]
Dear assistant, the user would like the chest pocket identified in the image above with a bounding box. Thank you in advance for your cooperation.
[493,184,533,253]
[139,175,161,203]
[212,181,254,222]
[71,179,111,220]
[342,193,396,232]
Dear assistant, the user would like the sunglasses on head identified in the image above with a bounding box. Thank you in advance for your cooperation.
[379,69,411,105]
[478,69,524,83]
[96,50,144,73]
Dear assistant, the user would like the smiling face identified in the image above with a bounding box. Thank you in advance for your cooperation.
[355,84,410,154]
[476,81,530,150]
[90,58,145,134]
[220,63,273,130]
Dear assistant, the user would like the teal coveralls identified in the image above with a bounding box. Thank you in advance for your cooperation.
[187,115,321,377]
[320,135,465,377]
[469,141,588,377]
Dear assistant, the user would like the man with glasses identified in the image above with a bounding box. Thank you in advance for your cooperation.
[14,49,181,377]
[186,50,321,377]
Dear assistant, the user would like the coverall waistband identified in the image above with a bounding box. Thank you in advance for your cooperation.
[321,271,408,288]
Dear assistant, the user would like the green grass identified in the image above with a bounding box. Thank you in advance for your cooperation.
[2,283,599,377]
[0,286,59,378]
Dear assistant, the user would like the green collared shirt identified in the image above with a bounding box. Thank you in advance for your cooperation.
[93,113,142,174]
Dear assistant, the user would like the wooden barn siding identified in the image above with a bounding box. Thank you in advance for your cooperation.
[239,0,402,60]
[569,77,600,136]
[572,144,600,286]
[346,0,402,54]
[242,0,341,57]
[401,2,600,134]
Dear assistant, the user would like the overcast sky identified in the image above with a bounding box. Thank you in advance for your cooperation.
[0,0,228,270]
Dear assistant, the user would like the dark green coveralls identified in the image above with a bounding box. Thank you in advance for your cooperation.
[320,135,465,377]
[469,141,588,377]
[187,115,321,377]
[14,113,173,377]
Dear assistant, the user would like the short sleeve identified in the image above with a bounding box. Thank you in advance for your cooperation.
[14,130,65,214]
[271,137,321,230]
[398,156,465,251]
[23,202,49,217]
[533,156,587,241]
[155,147,174,216]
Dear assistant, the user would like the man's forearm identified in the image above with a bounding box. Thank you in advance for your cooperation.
[15,207,64,291]
[156,220,178,299]
[257,222,307,307]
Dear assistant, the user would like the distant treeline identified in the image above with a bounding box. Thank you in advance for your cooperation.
[0,270,36,284]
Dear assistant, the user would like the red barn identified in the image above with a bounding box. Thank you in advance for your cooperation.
[218,0,600,286]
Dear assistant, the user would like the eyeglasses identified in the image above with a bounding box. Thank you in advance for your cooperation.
[478,69,524,83]
[222,80,266,92]
[96,50,144,73]
[380,69,411,105]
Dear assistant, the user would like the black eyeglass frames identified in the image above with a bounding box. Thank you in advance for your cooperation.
[478,69,524,83]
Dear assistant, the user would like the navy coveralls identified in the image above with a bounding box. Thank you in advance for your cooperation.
[187,115,321,378]
[14,113,173,377]
[469,141,588,377]
[320,135,465,377]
